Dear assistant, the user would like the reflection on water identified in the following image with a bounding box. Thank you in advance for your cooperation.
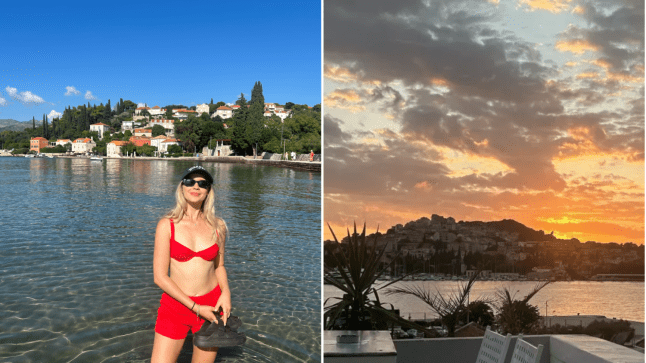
[326,280,645,322]
[1,157,321,362]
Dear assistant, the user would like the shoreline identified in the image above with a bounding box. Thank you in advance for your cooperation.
[1,154,321,172]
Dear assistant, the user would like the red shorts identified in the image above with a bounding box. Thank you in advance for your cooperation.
[154,285,222,340]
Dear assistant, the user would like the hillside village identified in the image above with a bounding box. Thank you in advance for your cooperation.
[324,215,644,281]
[26,101,299,157]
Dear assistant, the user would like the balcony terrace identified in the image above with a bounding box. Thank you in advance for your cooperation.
[324,331,645,363]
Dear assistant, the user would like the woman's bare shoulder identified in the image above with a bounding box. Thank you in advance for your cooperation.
[156,217,172,233]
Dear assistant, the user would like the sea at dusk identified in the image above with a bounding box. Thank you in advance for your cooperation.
[325,280,644,323]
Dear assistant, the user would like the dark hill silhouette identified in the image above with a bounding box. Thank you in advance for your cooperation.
[459,219,556,241]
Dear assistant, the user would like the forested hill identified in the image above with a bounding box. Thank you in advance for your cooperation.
[0,119,31,132]
[459,219,557,242]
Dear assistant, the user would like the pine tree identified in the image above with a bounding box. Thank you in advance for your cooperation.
[235,93,247,106]
[32,116,35,130]
[104,99,112,121]
[250,81,264,106]
[210,98,213,104]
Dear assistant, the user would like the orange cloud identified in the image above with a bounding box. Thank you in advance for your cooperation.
[324,89,366,112]
[576,72,599,79]
[607,72,644,83]
[571,5,585,14]
[518,0,573,13]
[555,39,600,54]
[591,59,612,70]
[324,65,359,83]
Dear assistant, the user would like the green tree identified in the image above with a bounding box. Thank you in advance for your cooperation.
[325,223,436,336]
[250,81,264,105]
[495,281,551,335]
[231,94,250,154]
[167,144,183,154]
[388,271,485,337]
[235,93,247,106]
[246,99,264,158]
[151,124,166,137]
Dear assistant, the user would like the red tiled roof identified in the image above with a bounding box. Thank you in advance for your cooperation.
[32,137,48,141]
[91,122,109,126]
[217,106,232,110]
[109,141,128,146]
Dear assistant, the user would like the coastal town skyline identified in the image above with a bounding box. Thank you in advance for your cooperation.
[0,0,321,122]
[324,0,644,244]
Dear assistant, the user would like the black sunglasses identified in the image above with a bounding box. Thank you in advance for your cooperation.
[182,178,211,189]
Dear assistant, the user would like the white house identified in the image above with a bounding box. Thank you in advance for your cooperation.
[148,118,175,136]
[213,106,233,119]
[134,128,152,137]
[196,103,210,115]
[149,105,165,117]
[107,140,128,157]
[122,121,135,132]
[72,138,96,154]
[173,109,196,120]
[56,139,72,147]
[160,138,181,153]
[150,135,168,151]
[90,122,110,140]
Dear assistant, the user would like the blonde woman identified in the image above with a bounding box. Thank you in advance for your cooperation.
[151,166,231,363]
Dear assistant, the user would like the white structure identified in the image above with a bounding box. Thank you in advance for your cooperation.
[72,138,96,154]
[265,103,276,111]
[275,110,291,120]
[134,106,150,116]
[172,109,196,120]
[150,135,168,151]
[160,138,180,153]
[148,119,175,136]
[90,122,110,140]
[196,103,210,115]
[149,105,165,117]
[107,140,128,157]
[213,106,233,119]
[134,128,152,137]
[121,121,135,132]
[56,139,72,147]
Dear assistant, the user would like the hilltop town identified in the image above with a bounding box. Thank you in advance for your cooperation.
[324,215,644,281]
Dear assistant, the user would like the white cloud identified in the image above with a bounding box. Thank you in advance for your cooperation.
[84,90,97,100]
[65,86,81,96]
[48,110,62,119]
[137,102,146,108]
[0,96,6,106]
[5,86,46,105]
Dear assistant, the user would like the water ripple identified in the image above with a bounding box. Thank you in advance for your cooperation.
[0,158,320,362]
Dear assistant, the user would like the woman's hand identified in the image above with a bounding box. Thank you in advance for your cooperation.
[214,290,232,326]
[197,304,219,324]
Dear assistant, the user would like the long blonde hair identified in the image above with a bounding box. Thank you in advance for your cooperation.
[164,181,227,247]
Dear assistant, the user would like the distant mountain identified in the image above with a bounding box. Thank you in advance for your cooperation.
[0,119,32,132]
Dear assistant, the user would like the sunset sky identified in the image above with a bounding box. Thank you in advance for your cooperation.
[324,0,644,244]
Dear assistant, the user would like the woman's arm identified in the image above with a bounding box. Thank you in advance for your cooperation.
[152,218,199,314]
[214,231,232,324]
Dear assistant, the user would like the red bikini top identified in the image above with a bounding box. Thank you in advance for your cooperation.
[169,219,219,262]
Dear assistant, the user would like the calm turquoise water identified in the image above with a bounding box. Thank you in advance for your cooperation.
[0,157,321,362]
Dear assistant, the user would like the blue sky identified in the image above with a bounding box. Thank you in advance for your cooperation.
[1,0,321,121]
